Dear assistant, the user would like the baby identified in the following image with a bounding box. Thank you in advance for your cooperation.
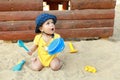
[27,13,62,71]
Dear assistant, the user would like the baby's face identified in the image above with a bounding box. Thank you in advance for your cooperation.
[40,19,55,34]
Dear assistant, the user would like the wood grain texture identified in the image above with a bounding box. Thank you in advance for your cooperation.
[0,27,113,40]
[0,0,43,11]
[0,19,114,31]
[0,9,115,21]
[71,0,116,10]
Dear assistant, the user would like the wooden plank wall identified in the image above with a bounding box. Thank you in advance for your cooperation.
[69,0,116,38]
[71,0,116,9]
[0,0,116,40]
[0,0,43,11]
[0,0,43,40]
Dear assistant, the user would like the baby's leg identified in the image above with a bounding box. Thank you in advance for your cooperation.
[50,57,62,71]
[31,57,43,71]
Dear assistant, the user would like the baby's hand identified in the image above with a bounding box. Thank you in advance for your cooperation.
[27,50,32,55]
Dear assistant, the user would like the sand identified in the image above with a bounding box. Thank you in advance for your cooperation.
[0,0,120,80]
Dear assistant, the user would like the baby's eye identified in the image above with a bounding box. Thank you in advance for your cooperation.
[51,21,54,23]
[46,21,54,25]
[46,22,50,25]
[50,21,54,24]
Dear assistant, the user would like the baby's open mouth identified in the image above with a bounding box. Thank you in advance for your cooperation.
[51,28,54,31]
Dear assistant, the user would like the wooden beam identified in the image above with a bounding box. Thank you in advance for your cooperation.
[0,30,35,40]
[0,21,35,31]
[0,0,43,11]
[56,19,114,29]
[56,27,113,38]
[71,0,116,10]
[0,19,114,31]
[0,9,115,21]
[0,27,113,40]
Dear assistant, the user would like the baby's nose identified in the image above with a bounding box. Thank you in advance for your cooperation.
[50,23,55,28]
[51,23,55,26]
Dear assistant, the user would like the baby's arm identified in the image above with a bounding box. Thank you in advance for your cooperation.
[27,44,38,55]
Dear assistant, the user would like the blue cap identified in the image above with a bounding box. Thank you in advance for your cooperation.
[35,13,57,33]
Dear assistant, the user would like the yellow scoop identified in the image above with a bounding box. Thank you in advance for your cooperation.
[68,42,78,53]
[84,65,97,73]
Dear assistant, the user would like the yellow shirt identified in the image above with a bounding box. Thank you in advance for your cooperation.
[34,33,60,67]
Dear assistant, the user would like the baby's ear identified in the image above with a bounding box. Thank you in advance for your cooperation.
[39,27,43,32]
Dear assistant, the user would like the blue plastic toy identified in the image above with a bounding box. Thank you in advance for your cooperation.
[17,40,29,52]
[12,60,26,71]
[47,38,65,55]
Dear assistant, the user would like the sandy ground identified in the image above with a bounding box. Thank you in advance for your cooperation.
[0,0,120,80]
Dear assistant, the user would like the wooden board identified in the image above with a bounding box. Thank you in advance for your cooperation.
[0,19,114,31]
[0,27,113,40]
[0,21,35,31]
[0,0,43,11]
[56,19,114,29]
[0,9,115,21]
[0,30,35,40]
[56,27,113,38]
[71,0,116,10]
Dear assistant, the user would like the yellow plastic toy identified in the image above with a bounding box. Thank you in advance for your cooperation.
[84,65,97,73]
[68,42,78,53]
